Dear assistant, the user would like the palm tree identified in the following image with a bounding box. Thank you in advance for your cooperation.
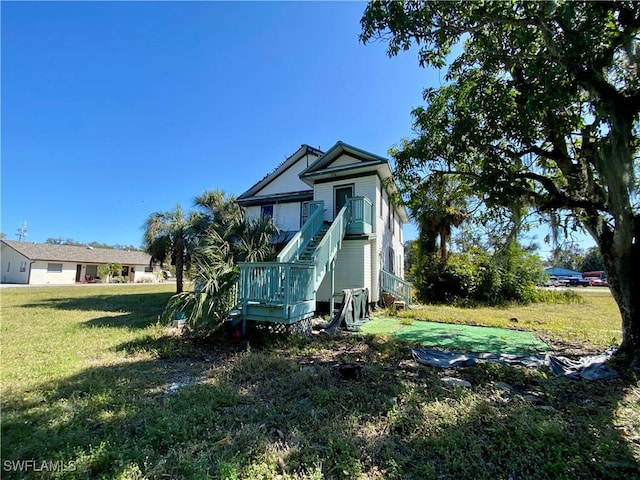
[411,174,468,259]
[193,190,278,263]
[163,191,279,334]
[142,205,196,294]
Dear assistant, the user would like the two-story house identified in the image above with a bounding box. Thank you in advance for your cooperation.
[235,141,411,329]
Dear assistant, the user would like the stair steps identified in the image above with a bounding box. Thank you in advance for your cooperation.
[297,223,331,262]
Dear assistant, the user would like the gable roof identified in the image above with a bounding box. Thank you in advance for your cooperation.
[1,240,152,265]
[300,141,410,222]
[237,144,323,202]
[300,141,389,180]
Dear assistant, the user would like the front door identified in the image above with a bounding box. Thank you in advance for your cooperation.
[334,185,354,218]
[75,264,82,282]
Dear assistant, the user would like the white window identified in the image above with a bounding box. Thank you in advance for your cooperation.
[20,261,27,272]
[300,201,310,226]
[144,266,153,273]
[47,263,63,272]
[388,247,395,274]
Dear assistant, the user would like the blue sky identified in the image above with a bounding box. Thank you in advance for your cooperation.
[2,1,434,247]
[1,1,591,255]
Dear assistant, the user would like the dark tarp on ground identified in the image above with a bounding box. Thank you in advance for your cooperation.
[412,348,619,380]
[322,288,370,335]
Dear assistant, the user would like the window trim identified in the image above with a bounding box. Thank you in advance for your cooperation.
[334,183,354,218]
[261,204,274,219]
[300,201,310,227]
[47,263,63,273]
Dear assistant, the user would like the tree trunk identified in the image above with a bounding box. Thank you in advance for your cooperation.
[175,237,184,294]
[595,216,640,371]
[439,230,448,259]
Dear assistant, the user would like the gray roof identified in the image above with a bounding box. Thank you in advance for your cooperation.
[2,240,152,265]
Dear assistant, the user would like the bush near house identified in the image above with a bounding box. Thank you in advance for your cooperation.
[413,246,548,306]
[97,263,122,283]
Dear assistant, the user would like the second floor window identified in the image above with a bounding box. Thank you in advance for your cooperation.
[261,205,274,219]
[300,202,310,226]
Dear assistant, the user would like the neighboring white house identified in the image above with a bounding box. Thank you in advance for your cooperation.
[237,141,410,306]
[0,240,159,285]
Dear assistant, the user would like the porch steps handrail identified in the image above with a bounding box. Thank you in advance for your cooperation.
[277,201,324,263]
[308,202,350,290]
[380,269,412,305]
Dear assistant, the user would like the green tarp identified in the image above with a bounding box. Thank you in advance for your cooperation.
[360,317,548,354]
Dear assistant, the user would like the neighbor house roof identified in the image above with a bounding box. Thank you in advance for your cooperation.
[1,240,152,265]
[544,267,583,277]
[237,144,323,203]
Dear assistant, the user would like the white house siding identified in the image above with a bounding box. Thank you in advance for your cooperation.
[313,173,378,223]
[1,245,30,284]
[29,261,78,285]
[375,181,405,278]
[245,202,303,232]
[245,205,261,223]
[273,202,303,231]
[257,153,318,196]
[370,236,379,303]
[131,265,159,283]
[317,239,371,302]
[331,155,362,168]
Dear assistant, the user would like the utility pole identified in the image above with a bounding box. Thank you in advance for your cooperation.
[16,221,28,242]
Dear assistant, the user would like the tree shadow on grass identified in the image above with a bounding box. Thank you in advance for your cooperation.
[1,333,638,479]
[22,291,174,329]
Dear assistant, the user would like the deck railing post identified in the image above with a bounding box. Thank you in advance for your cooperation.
[284,264,290,318]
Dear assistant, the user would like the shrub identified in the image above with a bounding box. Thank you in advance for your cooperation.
[413,244,548,306]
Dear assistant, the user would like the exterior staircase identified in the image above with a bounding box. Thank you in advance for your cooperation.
[297,223,331,262]
[237,197,372,331]
[379,269,413,306]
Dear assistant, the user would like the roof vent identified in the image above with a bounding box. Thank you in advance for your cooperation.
[86,246,94,250]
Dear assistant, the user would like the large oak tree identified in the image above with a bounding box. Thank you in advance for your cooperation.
[361,1,640,367]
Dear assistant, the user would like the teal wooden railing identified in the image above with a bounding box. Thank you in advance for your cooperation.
[277,201,324,263]
[380,269,412,305]
[240,262,315,305]
[309,202,350,289]
[346,197,373,235]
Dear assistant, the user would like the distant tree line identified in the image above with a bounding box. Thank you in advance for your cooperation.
[45,238,142,251]
[547,245,605,273]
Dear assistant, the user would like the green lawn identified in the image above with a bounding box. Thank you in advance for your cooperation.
[1,285,638,479]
